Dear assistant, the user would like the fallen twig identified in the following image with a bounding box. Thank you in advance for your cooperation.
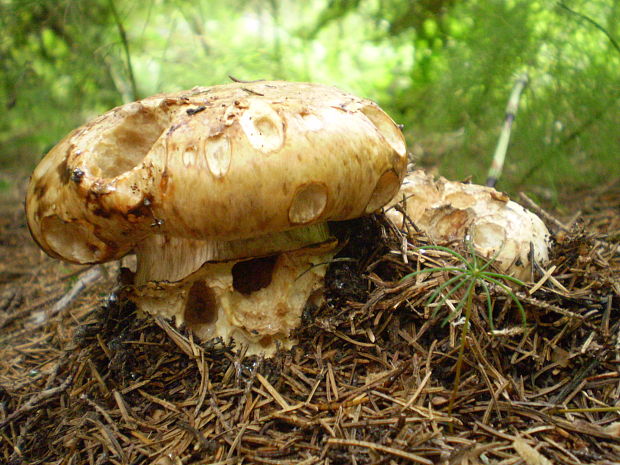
[327,438,434,464]
[25,266,104,328]
[0,377,71,430]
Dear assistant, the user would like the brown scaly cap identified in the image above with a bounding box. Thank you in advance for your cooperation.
[26,81,407,265]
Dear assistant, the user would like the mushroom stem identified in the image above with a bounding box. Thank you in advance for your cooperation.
[134,223,331,283]
[130,223,337,354]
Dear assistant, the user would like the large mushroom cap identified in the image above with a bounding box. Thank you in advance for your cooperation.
[26,81,407,265]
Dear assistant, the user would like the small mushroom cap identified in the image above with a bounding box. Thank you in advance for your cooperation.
[26,81,407,264]
[386,171,550,279]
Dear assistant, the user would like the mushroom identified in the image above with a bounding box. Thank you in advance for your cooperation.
[26,81,407,354]
[385,170,550,279]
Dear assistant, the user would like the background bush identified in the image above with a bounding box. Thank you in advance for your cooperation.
[1,0,618,199]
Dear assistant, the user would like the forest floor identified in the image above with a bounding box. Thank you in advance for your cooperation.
[0,174,618,465]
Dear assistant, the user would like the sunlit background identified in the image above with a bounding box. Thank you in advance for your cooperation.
[1,0,618,200]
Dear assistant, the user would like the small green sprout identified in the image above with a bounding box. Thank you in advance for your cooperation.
[401,241,526,331]
[401,239,528,420]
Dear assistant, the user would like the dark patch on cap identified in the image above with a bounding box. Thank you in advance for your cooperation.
[93,207,112,219]
[186,106,206,116]
[33,182,48,200]
[57,158,71,184]
[70,168,85,183]
[126,194,155,221]
[125,211,143,222]
[87,243,100,254]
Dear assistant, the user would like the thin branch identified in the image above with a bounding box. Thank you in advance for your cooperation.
[558,2,620,55]
[108,0,138,100]
[486,73,528,187]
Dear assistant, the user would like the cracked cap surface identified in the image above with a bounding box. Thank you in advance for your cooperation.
[26,81,407,264]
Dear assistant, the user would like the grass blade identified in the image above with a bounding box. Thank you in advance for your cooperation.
[400,266,464,283]
[483,276,527,327]
[428,274,469,317]
[480,280,494,331]
[416,245,473,271]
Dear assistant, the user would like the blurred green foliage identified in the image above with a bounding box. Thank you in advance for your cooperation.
[1,0,618,198]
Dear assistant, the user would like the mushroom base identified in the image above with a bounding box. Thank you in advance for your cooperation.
[128,241,336,355]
